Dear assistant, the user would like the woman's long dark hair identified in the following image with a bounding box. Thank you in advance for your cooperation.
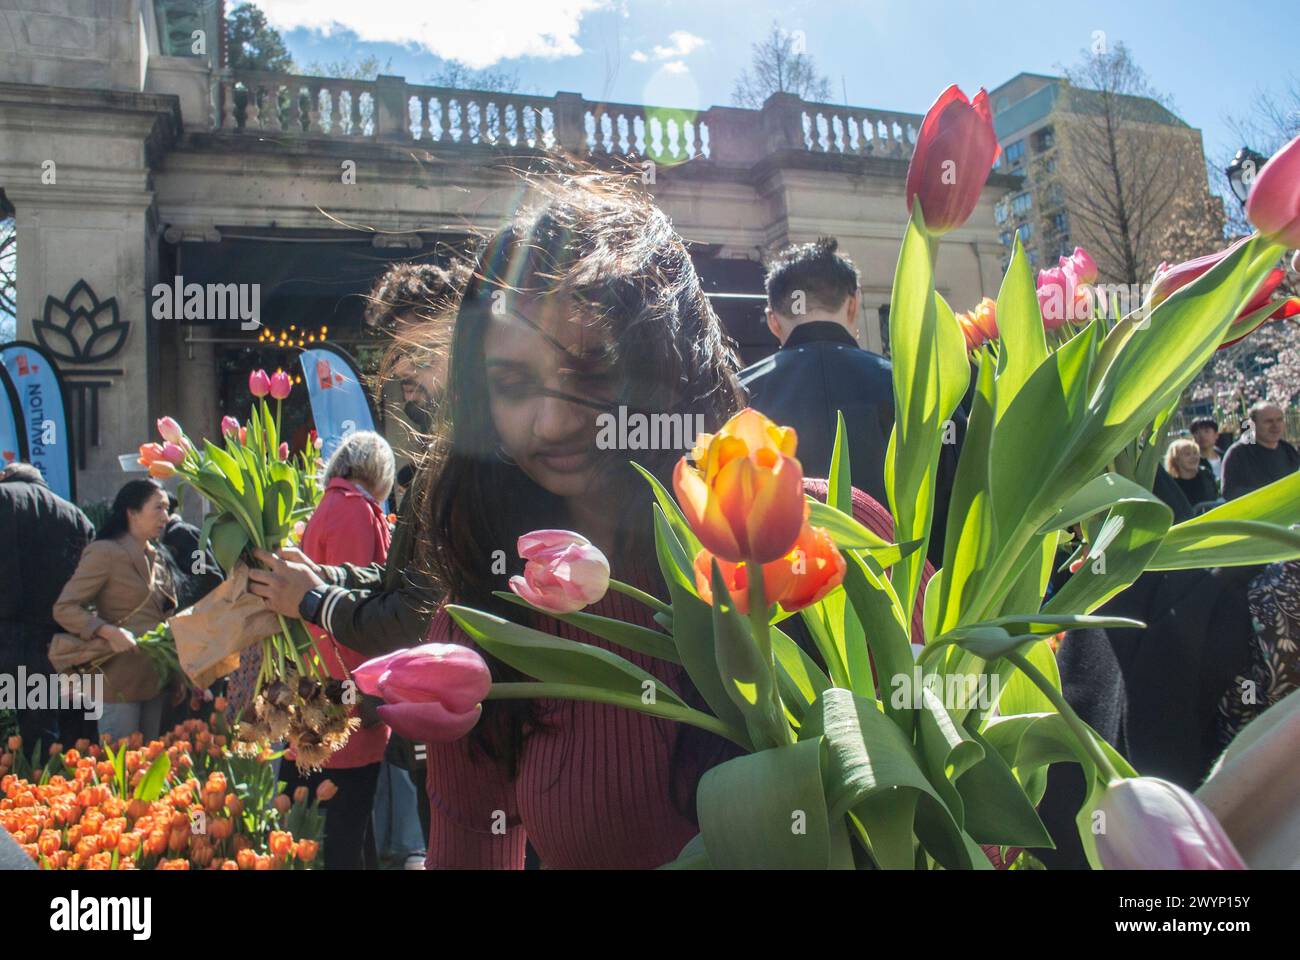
[407,167,745,810]
[97,478,166,542]
[96,477,179,613]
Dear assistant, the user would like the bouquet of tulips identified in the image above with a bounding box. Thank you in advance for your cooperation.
[401,92,1300,869]
[138,369,357,767]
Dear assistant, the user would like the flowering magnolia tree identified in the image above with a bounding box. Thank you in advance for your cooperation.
[357,106,1300,870]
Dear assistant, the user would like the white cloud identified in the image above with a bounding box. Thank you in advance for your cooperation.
[631,30,705,65]
[254,0,613,69]
[651,31,704,60]
[661,60,689,75]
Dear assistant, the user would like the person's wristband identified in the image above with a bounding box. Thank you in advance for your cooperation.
[299,584,332,627]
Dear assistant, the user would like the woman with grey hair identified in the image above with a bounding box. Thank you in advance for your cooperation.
[284,429,397,868]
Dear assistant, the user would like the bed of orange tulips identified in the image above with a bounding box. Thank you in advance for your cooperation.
[0,719,325,870]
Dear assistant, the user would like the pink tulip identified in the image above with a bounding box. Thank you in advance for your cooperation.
[1097,777,1246,870]
[904,85,1001,235]
[269,370,293,401]
[1036,264,1092,329]
[221,416,240,439]
[1245,132,1300,248]
[1060,246,1098,285]
[160,442,186,466]
[278,442,289,461]
[248,369,271,398]
[353,643,492,743]
[156,416,184,444]
[508,530,610,614]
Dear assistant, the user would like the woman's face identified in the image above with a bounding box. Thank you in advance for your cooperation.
[482,293,617,499]
[129,489,170,541]
[1175,445,1201,473]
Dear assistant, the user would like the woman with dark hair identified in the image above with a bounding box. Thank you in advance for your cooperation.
[53,478,177,742]
[247,169,928,868]
[401,171,928,868]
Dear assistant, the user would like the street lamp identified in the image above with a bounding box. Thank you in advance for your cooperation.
[1226,147,1269,207]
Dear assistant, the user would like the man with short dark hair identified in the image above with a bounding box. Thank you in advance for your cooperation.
[0,463,95,750]
[740,237,894,506]
[1189,416,1224,486]
[1221,401,1300,500]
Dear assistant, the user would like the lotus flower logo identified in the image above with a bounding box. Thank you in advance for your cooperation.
[32,280,129,363]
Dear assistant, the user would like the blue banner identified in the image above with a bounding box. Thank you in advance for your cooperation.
[299,345,377,466]
[1,342,74,500]
[0,363,27,471]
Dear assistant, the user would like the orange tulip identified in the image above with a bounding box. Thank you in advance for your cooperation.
[316,779,337,802]
[673,408,805,564]
[275,793,293,814]
[956,297,999,352]
[295,839,318,862]
[236,848,257,870]
[269,830,294,861]
[694,523,846,615]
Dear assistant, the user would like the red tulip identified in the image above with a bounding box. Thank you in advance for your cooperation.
[248,369,271,398]
[1245,132,1300,247]
[220,416,240,439]
[508,530,610,614]
[673,409,806,564]
[353,643,492,743]
[904,84,1001,235]
[269,370,293,400]
[156,417,184,444]
[1096,777,1246,870]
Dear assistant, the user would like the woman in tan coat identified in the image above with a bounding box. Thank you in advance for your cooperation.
[54,478,177,742]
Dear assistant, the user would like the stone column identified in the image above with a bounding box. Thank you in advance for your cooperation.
[0,83,178,505]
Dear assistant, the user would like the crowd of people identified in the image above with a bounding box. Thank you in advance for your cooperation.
[3,171,1298,870]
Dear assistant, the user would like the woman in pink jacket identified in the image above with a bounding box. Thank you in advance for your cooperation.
[287,429,395,869]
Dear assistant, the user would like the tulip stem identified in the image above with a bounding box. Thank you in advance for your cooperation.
[607,579,672,617]
[1006,649,1122,783]
[486,682,750,749]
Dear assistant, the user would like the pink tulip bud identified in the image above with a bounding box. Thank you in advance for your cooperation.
[249,369,271,398]
[1096,777,1246,870]
[269,370,293,401]
[353,643,492,743]
[1060,246,1098,285]
[508,530,610,614]
[278,442,289,461]
[156,416,184,444]
[1036,265,1092,329]
[1245,133,1300,248]
[221,416,240,439]
[160,442,186,466]
[904,85,1001,235]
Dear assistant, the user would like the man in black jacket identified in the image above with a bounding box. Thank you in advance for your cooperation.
[739,237,961,564]
[0,463,95,750]
[1221,401,1300,500]
[740,238,893,507]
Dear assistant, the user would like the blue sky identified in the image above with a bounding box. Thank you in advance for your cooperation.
[254,0,1297,167]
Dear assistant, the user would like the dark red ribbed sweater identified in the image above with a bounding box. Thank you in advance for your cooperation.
[423,481,930,869]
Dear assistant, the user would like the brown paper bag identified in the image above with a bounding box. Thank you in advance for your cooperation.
[49,631,115,672]
[169,563,282,688]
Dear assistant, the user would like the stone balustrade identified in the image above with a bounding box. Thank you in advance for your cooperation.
[218,71,922,165]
